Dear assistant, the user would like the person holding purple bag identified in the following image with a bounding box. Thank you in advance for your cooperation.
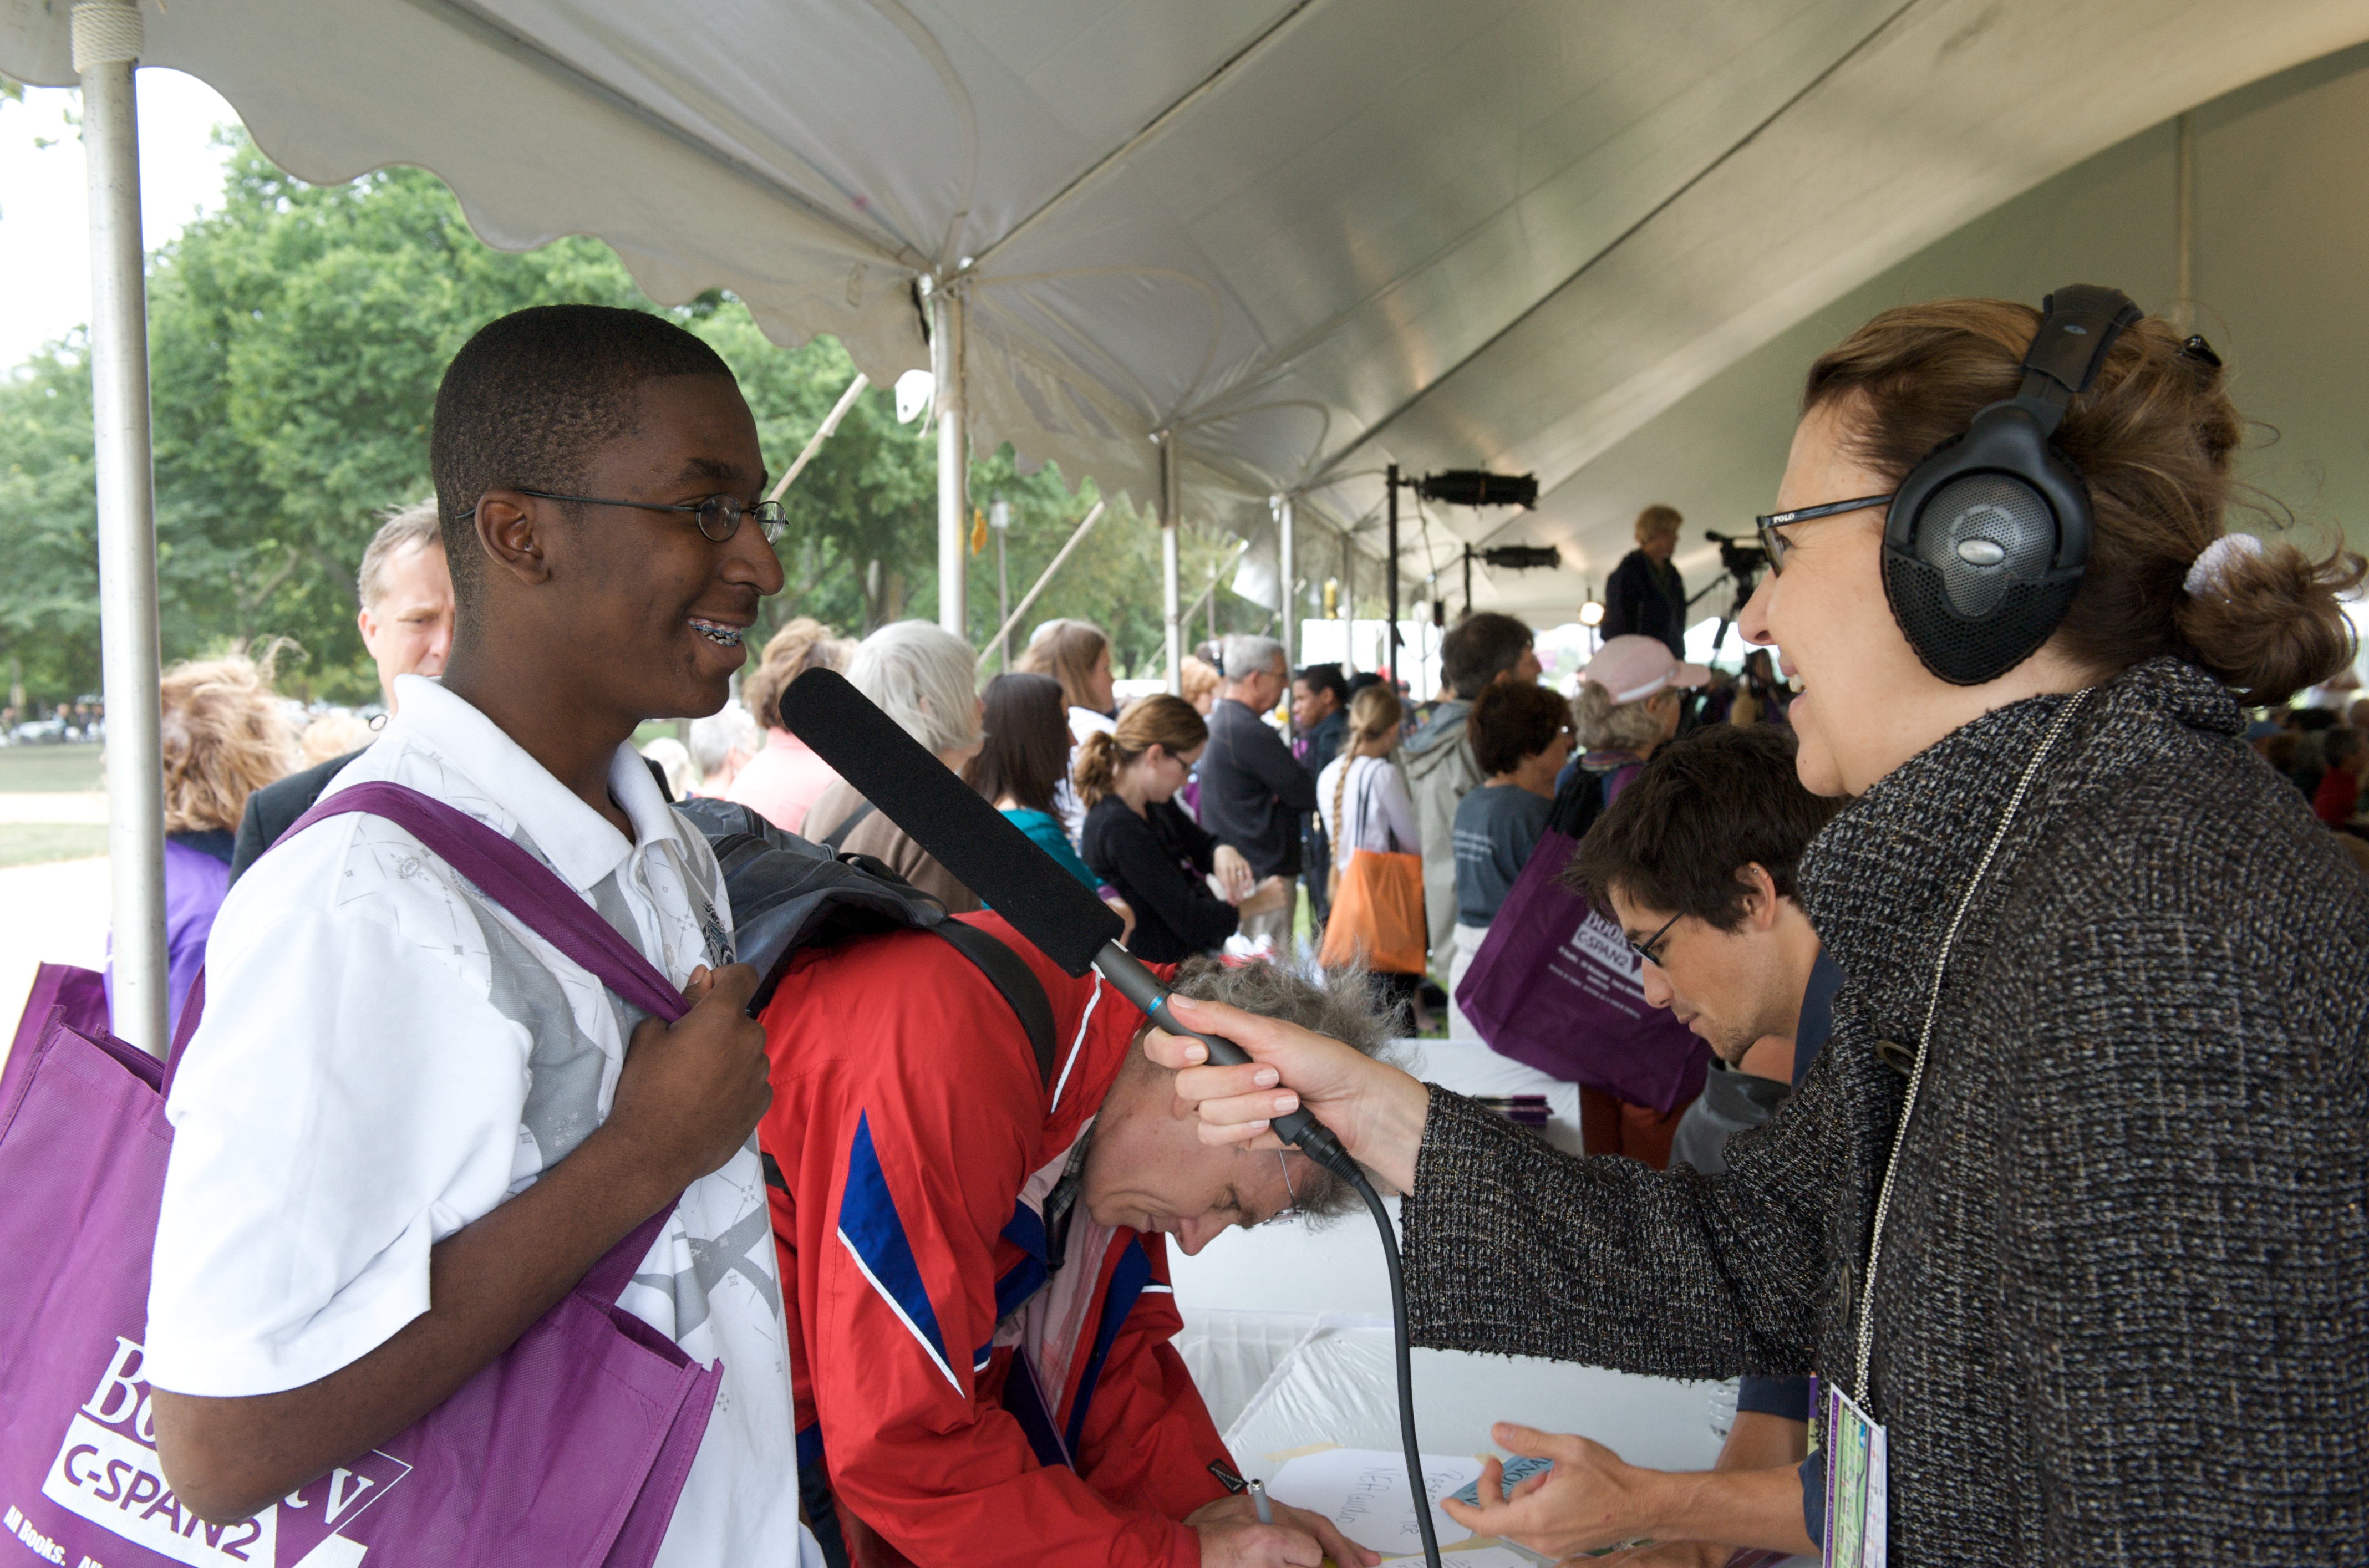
[141,306,819,1565]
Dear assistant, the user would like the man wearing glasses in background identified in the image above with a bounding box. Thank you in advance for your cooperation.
[1464,722,1842,1564]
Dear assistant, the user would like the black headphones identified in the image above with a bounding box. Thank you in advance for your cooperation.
[1882,284,2142,685]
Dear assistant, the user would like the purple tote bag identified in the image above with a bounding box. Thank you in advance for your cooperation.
[1452,825,1710,1116]
[0,783,720,1568]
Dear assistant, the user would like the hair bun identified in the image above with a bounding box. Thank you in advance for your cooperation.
[2175,533,2365,706]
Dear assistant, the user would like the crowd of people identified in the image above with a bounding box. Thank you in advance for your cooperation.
[58,285,2360,1568]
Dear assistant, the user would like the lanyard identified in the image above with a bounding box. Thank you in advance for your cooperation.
[1851,689,2092,1405]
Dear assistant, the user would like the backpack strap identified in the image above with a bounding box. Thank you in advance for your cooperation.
[929,918,1056,1089]
[751,920,1053,1203]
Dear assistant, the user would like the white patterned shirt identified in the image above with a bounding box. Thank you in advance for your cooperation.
[149,675,811,1567]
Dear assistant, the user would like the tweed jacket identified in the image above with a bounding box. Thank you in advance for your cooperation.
[1398,656,2367,1564]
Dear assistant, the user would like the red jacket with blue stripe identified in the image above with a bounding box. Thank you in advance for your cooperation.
[757,914,1236,1567]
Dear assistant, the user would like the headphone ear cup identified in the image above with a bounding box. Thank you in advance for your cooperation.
[1882,403,2092,685]
[1881,545,2083,686]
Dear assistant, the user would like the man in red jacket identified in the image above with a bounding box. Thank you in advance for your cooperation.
[756,916,1392,1568]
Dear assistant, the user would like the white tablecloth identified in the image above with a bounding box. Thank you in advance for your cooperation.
[1171,1040,1725,1473]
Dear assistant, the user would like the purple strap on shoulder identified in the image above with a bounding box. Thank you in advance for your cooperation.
[284,782,689,1021]
[176,780,698,1305]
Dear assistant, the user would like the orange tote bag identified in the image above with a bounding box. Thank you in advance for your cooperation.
[1318,763,1427,974]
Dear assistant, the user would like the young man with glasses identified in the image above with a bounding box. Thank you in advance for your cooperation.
[754,941,1391,1568]
[146,306,814,1562]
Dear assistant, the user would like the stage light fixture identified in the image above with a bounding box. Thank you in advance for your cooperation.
[1415,470,1539,510]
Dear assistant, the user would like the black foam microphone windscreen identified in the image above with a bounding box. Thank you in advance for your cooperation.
[775,668,1122,976]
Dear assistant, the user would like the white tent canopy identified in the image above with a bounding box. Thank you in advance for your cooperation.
[12,0,2369,1048]
[9,0,2368,602]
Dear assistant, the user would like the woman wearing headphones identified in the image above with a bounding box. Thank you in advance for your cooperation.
[1146,292,2368,1565]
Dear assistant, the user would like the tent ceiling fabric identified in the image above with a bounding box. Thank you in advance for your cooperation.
[8,0,2367,615]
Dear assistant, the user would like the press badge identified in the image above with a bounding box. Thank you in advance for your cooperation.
[1823,1383,1888,1568]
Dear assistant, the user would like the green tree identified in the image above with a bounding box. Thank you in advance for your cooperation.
[0,342,100,702]
[0,130,1262,707]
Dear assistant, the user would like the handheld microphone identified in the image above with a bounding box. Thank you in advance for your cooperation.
[776,668,1440,1566]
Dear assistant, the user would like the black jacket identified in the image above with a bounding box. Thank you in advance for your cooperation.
[228,749,365,883]
[1601,548,1686,656]
[1398,658,2368,1564]
[1081,797,1237,964]
[1194,699,1318,879]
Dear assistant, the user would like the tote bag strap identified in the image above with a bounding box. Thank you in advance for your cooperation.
[1361,765,1401,855]
[279,781,689,1022]
[1331,760,1351,853]
[166,781,696,1303]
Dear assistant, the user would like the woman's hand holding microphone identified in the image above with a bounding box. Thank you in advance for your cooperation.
[1142,992,1431,1197]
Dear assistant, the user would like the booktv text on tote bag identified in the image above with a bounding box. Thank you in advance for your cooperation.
[0,783,724,1568]
[1453,823,1708,1114]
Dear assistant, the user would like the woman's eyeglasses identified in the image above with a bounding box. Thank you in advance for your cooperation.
[1753,493,1893,573]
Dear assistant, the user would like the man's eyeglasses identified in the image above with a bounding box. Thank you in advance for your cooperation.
[460,488,787,545]
[1628,908,1685,969]
[1753,493,1893,574]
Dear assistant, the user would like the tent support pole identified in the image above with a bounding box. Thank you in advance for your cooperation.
[1385,465,1401,680]
[767,370,869,502]
[978,501,1106,665]
[1340,531,1355,675]
[1276,494,1295,720]
[79,1,167,1056]
[932,284,967,637]
[1161,437,1182,694]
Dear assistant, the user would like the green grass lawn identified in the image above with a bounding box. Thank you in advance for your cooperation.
[0,743,104,793]
[0,823,109,866]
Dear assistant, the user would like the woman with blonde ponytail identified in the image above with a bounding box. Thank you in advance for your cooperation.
[1079,695,1282,961]
[1146,293,2369,1566]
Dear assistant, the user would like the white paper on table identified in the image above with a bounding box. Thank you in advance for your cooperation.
[1264,1448,1480,1555]
[1381,1550,1538,1567]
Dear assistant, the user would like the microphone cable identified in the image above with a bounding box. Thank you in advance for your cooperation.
[1344,1158,1442,1568]
[1121,968,1442,1568]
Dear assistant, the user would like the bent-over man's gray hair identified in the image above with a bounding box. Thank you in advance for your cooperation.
[1149,956,1409,1222]
[355,500,441,610]
[1219,633,1285,684]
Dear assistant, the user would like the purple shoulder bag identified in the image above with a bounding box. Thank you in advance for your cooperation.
[1452,818,1710,1118]
[0,782,719,1568]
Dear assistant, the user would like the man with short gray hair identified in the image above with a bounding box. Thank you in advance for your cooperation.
[688,702,762,795]
[1196,633,1318,946]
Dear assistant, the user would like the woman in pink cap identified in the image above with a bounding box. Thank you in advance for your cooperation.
[1565,634,1710,813]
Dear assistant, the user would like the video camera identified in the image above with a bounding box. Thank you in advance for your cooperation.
[1702,528,1769,586]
